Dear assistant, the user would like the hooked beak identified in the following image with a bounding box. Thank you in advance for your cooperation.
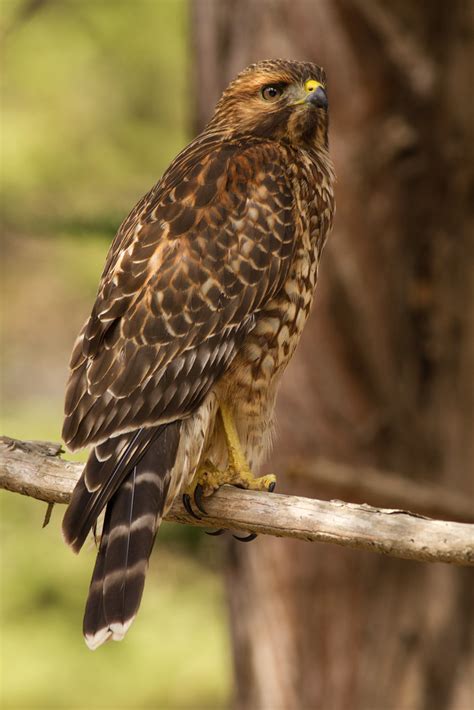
[306,85,328,110]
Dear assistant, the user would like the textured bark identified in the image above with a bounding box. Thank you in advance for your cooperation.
[192,1,474,708]
[4,435,473,565]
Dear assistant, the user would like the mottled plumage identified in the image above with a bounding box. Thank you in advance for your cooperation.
[63,59,335,649]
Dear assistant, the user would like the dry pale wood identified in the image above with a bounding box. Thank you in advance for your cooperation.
[288,458,474,523]
[1,435,473,566]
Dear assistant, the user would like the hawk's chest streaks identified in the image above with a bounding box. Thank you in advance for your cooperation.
[236,149,334,385]
[214,148,334,469]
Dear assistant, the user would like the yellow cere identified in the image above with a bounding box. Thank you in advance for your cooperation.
[293,79,324,105]
[305,79,322,93]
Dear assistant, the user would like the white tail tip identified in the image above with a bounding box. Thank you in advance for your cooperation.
[84,617,135,650]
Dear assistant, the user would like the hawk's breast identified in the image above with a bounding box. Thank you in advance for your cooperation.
[214,146,335,468]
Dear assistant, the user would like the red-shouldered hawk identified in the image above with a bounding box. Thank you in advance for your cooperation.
[62,59,335,649]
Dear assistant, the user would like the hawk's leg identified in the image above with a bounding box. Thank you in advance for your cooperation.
[219,403,276,493]
[182,403,276,523]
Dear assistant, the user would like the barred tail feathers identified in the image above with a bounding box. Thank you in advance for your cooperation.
[62,423,181,650]
[62,427,163,553]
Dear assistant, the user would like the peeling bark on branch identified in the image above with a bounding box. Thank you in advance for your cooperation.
[288,458,474,523]
[1,435,473,567]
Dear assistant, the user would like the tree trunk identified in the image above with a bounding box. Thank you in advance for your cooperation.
[191,1,474,708]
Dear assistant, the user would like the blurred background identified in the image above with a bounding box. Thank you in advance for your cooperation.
[1,1,473,709]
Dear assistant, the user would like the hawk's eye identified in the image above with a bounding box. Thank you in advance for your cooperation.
[261,84,283,102]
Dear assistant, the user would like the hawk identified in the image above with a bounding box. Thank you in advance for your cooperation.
[62,59,335,649]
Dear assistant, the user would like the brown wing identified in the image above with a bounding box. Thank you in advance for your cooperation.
[63,136,296,452]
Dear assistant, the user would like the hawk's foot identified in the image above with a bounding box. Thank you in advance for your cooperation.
[182,460,224,519]
[182,403,277,527]
[182,458,276,520]
[226,467,277,493]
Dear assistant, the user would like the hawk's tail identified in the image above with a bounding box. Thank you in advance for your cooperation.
[62,422,181,650]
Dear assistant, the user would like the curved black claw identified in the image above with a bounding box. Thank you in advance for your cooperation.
[182,493,202,520]
[193,484,209,516]
[268,481,276,492]
[205,528,226,536]
[233,532,258,543]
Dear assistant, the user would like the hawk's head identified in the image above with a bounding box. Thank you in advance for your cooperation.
[211,59,329,149]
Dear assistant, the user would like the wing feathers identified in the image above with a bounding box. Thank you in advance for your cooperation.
[63,140,295,452]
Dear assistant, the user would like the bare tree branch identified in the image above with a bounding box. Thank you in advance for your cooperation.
[288,458,474,523]
[1,435,473,566]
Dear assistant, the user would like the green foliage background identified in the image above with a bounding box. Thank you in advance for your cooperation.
[1,2,231,707]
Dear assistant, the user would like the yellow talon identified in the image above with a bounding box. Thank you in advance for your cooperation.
[184,402,277,509]
[219,402,276,492]
[184,460,228,499]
